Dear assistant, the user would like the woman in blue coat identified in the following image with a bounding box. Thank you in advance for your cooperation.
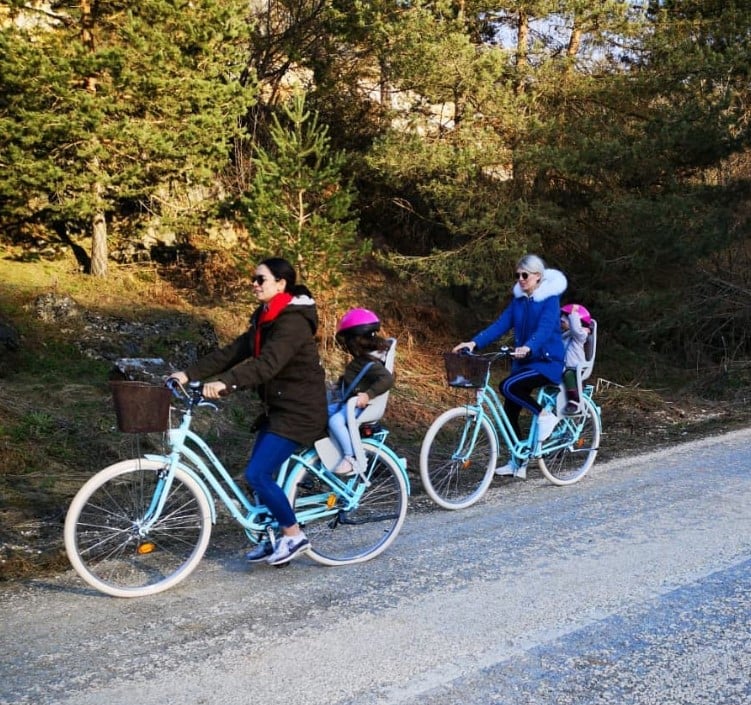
[453,254,567,478]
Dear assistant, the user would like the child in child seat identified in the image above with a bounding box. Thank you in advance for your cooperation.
[327,308,394,475]
[560,303,592,414]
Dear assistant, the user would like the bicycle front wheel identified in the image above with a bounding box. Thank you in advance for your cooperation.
[64,459,212,598]
[538,397,601,486]
[419,407,498,510]
[286,443,408,566]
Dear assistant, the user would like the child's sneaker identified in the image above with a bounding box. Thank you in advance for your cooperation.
[266,533,311,566]
[564,401,580,415]
[334,455,355,475]
[537,410,560,441]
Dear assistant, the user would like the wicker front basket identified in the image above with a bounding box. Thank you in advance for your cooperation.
[110,381,171,433]
[443,353,492,388]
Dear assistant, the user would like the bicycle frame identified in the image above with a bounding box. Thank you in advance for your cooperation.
[64,379,411,597]
[142,397,409,542]
[420,351,603,510]
[456,369,599,467]
[537,384,601,455]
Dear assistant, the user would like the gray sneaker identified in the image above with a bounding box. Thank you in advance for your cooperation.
[494,461,516,476]
[245,541,273,563]
[266,533,311,566]
[495,460,528,478]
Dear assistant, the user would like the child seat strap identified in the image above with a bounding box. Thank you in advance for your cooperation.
[333,362,374,412]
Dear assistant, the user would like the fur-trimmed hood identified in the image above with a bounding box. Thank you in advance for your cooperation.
[513,268,567,301]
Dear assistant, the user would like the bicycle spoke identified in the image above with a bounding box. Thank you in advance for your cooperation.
[288,446,408,566]
[65,460,212,597]
[538,398,601,485]
[420,407,497,510]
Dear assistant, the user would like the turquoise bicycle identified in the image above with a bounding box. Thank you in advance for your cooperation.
[64,379,410,597]
[420,346,602,510]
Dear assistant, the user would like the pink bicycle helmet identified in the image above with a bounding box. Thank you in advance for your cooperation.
[336,308,381,341]
[561,303,592,326]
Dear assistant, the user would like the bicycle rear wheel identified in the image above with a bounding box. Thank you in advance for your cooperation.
[64,459,212,597]
[286,443,408,566]
[419,407,498,510]
[538,398,601,486]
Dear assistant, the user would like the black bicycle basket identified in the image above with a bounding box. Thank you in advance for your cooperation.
[110,381,171,433]
[443,353,492,388]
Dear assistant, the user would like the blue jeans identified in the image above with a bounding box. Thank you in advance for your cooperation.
[244,427,299,529]
[327,403,362,458]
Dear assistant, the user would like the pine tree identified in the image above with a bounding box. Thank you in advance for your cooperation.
[240,92,363,285]
[0,0,256,276]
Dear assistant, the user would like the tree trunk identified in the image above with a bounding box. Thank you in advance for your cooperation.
[516,10,528,79]
[90,208,108,277]
[81,0,108,277]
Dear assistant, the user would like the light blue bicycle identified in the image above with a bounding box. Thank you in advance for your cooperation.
[64,379,410,597]
[420,342,602,510]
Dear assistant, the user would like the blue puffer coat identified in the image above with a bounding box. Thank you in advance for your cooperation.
[471,268,567,384]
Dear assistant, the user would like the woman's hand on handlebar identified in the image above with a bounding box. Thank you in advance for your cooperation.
[167,371,189,386]
[202,381,228,399]
[452,341,476,354]
[166,372,227,399]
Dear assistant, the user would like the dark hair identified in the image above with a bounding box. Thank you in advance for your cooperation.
[260,257,312,297]
[343,332,390,358]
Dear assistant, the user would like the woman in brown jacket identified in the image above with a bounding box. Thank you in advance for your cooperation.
[169,257,327,566]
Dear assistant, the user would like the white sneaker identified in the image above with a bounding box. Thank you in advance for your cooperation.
[537,410,559,441]
[266,533,311,565]
[495,460,528,477]
[334,455,355,476]
[494,461,515,476]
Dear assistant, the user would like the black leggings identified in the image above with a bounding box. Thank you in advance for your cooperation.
[500,369,551,438]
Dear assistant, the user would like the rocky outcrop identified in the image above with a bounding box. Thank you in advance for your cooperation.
[30,293,219,370]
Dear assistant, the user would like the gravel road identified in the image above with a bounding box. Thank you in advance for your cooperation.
[2,428,750,705]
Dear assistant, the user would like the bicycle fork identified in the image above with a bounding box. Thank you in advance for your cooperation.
[135,460,181,539]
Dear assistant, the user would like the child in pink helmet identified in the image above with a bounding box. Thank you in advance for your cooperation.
[560,303,592,414]
[328,308,394,475]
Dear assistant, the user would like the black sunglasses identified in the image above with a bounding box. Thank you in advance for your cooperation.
[252,275,270,285]
[515,271,533,280]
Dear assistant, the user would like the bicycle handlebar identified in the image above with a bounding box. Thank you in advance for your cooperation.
[164,378,219,411]
[457,346,515,360]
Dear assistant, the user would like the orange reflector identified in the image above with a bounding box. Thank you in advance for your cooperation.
[326,494,337,509]
[137,542,156,555]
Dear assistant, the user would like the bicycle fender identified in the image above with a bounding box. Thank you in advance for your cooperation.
[143,453,218,524]
[363,440,411,495]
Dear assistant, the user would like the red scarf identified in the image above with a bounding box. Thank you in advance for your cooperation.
[254,292,293,357]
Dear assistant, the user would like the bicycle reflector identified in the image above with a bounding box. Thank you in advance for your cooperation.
[137,542,156,555]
